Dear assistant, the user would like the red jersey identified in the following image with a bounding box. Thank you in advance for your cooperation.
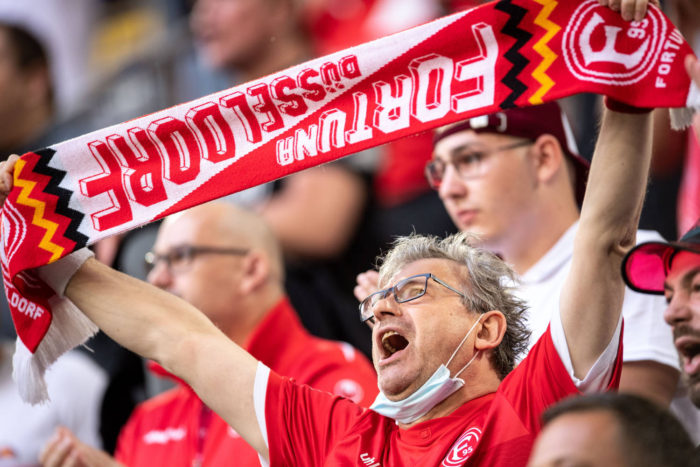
[114,298,377,466]
[263,325,623,467]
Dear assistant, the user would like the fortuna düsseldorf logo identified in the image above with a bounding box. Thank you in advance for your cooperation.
[563,0,666,85]
[442,427,482,466]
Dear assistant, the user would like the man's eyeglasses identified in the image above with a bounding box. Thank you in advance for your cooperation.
[144,245,249,275]
[359,273,466,324]
[425,140,532,190]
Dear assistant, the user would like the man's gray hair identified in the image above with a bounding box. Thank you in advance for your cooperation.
[377,232,530,379]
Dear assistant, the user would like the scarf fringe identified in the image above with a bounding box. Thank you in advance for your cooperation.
[12,295,98,404]
[670,107,697,130]
[673,82,700,130]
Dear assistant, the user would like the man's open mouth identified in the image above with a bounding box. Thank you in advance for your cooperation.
[381,330,409,358]
[676,337,700,376]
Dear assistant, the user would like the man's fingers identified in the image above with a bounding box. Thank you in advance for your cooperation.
[607,0,622,12]
[603,0,656,21]
[619,0,636,20]
[634,0,658,21]
[354,270,380,301]
[39,432,73,467]
[0,154,19,192]
[62,449,82,467]
[0,154,19,207]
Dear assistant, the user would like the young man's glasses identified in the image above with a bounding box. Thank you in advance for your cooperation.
[425,140,532,190]
[359,273,466,324]
[145,245,249,275]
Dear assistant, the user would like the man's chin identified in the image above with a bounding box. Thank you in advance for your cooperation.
[378,375,418,401]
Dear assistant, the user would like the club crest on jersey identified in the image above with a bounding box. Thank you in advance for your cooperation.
[563,0,667,85]
[441,427,482,466]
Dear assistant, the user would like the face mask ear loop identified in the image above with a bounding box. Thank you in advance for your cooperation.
[453,349,481,379]
[445,316,483,374]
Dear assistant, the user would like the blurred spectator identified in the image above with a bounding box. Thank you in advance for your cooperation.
[528,393,698,467]
[0,0,96,124]
[0,0,147,454]
[1,339,107,466]
[0,0,97,156]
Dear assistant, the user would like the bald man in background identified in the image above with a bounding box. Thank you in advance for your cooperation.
[41,202,377,467]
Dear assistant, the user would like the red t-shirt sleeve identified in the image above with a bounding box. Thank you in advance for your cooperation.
[264,370,367,467]
[500,323,624,432]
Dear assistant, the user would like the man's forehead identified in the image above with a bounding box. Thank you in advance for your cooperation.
[432,129,514,159]
[155,212,207,250]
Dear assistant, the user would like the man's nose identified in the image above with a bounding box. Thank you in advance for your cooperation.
[147,260,172,289]
[663,291,692,326]
[438,163,467,200]
[372,293,403,323]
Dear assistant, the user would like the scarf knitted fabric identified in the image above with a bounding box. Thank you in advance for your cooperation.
[3,0,699,402]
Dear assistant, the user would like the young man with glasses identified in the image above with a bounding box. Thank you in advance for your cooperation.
[3,86,654,464]
[39,202,377,466]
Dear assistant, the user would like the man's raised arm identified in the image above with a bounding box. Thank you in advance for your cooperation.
[0,156,269,461]
[560,105,653,379]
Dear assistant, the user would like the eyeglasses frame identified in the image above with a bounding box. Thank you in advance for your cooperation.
[425,140,533,190]
[145,244,250,275]
[359,272,467,324]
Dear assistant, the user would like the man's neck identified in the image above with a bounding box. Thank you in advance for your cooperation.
[225,288,284,347]
[495,210,579,275]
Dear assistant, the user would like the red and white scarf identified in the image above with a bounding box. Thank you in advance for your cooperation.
[3,0,699,402]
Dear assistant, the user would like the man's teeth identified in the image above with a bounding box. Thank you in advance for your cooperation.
[382,331,399,355]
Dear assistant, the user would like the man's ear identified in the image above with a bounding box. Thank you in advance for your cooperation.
[530,134,566,185]
[239,250,270,294]
[474,310,507,351]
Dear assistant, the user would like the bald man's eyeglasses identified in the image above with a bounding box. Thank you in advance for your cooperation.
[425,140,532,190]
[144,245,249,275]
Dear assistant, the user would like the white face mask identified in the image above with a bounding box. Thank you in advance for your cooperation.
[370,317,482,424]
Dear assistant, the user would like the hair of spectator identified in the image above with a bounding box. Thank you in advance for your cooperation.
[377,232,531,379]
[2,24,54,112]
